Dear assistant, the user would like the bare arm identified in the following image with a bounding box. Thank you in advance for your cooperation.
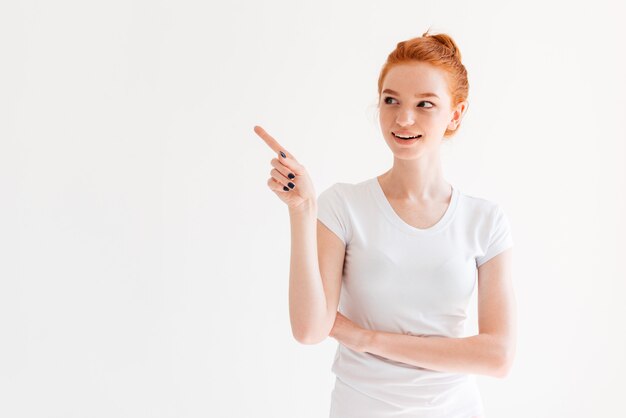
[288,201,329,343]
[362,331,506,378]
[288,201,346,344]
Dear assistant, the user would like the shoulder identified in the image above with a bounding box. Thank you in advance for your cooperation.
[458,189,505,216]
[456,190,511,231]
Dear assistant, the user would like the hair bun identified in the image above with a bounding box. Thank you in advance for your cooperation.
[423,30,461,60]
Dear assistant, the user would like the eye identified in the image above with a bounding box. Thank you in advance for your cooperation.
[383,96,435,108]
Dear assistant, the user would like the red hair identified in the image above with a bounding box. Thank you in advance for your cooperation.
[377,29,469,138]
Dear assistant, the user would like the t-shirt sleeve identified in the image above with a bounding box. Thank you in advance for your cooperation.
[476,204,514,268]
[316,183,352,246]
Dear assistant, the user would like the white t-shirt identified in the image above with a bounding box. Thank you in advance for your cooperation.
[316,176,514,418]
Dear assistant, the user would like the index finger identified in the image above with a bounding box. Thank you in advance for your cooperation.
[253,125,292,158]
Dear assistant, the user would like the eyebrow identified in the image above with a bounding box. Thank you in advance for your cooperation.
[382,89,440,99]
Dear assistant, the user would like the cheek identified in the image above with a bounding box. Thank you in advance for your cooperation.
[380,110,400,125]
[379,114,392,129]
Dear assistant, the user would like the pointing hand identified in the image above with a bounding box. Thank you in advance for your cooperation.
[253,125,317,212]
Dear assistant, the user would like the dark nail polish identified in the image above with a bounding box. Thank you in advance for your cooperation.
[288,182,295,189]
[288,173,295,179]
[283,186,289,191]
[280,151,286,158]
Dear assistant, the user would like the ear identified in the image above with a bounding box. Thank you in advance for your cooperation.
[449,100,469,130]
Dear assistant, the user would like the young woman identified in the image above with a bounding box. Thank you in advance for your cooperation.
[254,30,515,418]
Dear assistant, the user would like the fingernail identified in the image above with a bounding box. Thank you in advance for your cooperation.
[283,186,289,191]
[280,151,286,158]
[288,173,295,179]
[288,182,295,189]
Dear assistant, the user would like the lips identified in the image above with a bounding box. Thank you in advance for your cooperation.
[393,131,422,139]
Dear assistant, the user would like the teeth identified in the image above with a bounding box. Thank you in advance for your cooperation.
[393,132,420,139]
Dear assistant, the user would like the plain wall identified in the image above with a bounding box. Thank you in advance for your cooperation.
[1,0,625,417]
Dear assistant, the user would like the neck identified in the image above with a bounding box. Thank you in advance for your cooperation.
[378,154,450,202]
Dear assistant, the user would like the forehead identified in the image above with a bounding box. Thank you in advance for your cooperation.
[383,62,449,97]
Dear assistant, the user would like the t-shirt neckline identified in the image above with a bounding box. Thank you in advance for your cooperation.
[369,176,459,235]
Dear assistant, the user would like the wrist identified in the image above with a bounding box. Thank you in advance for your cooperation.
[288,199,317,217]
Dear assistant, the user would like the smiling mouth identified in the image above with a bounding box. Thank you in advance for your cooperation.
[392,132,422,140]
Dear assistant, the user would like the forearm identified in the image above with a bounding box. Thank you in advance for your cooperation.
[287,201,327,343]
[363,330,507,378]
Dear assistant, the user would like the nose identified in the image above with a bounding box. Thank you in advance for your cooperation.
[395,108,415,126]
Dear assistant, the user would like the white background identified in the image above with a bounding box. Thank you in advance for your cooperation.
[1,0,625,417]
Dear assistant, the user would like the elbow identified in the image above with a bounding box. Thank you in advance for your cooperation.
[294,333,325,345]
[292,311,334,345]
[492,346,515,378]
[293,330,328,345]
[292,323,332,346]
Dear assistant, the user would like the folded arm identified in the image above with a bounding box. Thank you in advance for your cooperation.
[362,331,507,378]
[359,249,516,378]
